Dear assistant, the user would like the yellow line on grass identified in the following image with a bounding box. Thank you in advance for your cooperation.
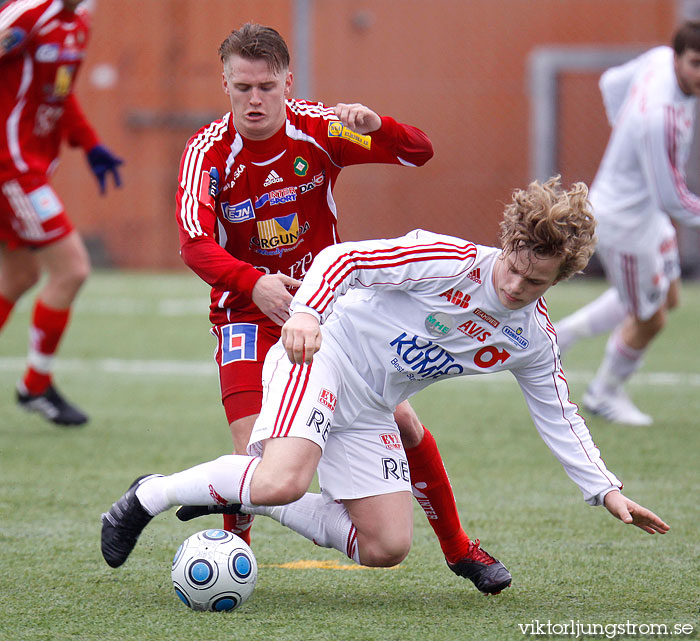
[261,560,399,570]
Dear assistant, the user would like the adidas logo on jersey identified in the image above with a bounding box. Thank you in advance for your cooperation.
[466,268,481,284]
[264,170,284,187]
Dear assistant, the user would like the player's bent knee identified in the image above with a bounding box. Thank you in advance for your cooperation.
[266,483,307,505]
[633,309,665,342]
[356,518,412,567]
[65,258,91,289]
[47,264,90,300]
[74,262,91,287]
[359,537,411,567]
[646,311,666,336]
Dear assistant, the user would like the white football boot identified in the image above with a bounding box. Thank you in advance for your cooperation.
[582,386,653,426]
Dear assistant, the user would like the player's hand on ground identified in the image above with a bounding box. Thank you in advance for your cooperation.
[252,274,301,326]
[334,103,381,134]
[603,490,670,534]
[281,312,321,364]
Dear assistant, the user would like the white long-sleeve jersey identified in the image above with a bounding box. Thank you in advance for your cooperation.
[290,230,622,505]
[590,46,700,246]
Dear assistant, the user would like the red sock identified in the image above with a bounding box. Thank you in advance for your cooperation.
[22,300,70,395]
[405,427,472,563]
[223,512,254,546]
[0,293,14,329]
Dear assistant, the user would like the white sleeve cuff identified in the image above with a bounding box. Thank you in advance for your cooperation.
[289,303,322,321]
[586,485,619,506]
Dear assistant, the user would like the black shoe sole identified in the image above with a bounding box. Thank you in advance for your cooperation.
[176,503,242,521]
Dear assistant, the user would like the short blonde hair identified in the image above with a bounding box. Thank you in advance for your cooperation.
[219,23,290,73]
[499,176,596,281]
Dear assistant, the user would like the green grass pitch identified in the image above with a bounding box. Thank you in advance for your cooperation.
[0,271,698,641]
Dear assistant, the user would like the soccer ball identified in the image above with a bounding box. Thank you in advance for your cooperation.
[171,529,257,612]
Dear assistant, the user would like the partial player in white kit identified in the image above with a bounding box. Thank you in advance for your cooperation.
[101,177,669,590]
[555,21,700,425]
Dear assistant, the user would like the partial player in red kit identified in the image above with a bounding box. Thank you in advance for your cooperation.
[174,22,511,593]
[0,0,123,425]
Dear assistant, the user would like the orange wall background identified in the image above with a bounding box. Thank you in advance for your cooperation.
[54,0,677,268]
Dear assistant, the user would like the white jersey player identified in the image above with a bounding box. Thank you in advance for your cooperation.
[254,230,619,504]
[101,178,669,590]
[556,23,700,425]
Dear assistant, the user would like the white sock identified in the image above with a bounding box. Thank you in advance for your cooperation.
[135,455,260,516]
[243,493,360,563]
[589,329,645,395]
[556,287,626,352]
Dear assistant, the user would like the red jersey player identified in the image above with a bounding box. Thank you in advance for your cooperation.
[174,23,511,593]
[0,0,123,426]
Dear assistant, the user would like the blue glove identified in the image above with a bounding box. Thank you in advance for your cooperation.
[86,145,123,194]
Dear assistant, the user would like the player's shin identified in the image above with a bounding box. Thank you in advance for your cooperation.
[404,427,472,563]
[136,455,260,516]
[589,327,646,395]
[23,301,70,393]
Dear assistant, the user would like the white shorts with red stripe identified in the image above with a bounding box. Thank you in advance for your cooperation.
[248,337,411,502]
[597,217,680,321]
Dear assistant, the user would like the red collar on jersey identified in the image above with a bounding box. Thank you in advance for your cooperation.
[235,116,287,157]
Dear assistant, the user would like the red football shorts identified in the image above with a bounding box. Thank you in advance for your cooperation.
[212,321,281,424]
[0,174,74,249]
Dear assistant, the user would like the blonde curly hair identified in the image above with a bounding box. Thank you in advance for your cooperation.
[499,176,596,281]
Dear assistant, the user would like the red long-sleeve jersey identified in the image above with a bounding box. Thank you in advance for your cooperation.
[176,100,433,328]
[0,0,98,179]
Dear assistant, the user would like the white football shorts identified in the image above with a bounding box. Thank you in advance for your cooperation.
[248,338,411,502]
[597,219,680,321]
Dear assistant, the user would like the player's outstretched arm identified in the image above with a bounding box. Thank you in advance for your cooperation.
[603,490,670,534]
[252,274,302,326]
[334,103,382,134]
[281,312,322,364]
